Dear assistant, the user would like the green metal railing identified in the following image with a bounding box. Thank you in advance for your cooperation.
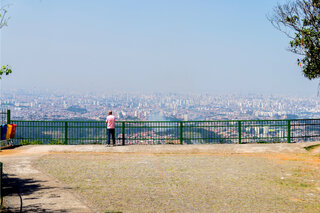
[9,118,320,145]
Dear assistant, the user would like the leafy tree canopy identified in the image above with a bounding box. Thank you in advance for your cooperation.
[0,65,12,79]
[269,0,320,80]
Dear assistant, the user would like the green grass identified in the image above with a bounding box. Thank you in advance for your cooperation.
[19,139,66,145]
[19,140,43,145]
[257,141,282,144]
[48,139,64,145]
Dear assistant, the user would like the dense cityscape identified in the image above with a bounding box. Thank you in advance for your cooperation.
[1,89,320,121]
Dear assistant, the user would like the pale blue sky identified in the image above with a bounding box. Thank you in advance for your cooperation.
[0,0,318,96]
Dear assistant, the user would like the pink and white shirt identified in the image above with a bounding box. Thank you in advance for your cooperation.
[106,115,115,129]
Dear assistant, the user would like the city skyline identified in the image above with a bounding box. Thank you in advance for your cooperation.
[2,89,320,121]
[0,0,318,96]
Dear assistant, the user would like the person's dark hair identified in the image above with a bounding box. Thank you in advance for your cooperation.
[108,110,112,115]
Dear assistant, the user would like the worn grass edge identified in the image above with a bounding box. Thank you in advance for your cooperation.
[304,144,320,151]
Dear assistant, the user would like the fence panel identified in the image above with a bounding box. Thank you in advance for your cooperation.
[182,121,238,144]
[240,120,289,143]
[66,121,123,145]
[124,121,180,145]
[291,119,320,142]
[11,120,66,145]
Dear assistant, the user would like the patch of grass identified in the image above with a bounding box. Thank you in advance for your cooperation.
[257,141,268,144]
[257,140,282,144]
[279,179,312,188]
[48,139,64,145]
[304,144,320,151]
[20,140,43,145]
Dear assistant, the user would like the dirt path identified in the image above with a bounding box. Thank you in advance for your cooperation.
[0,143,319,212]
[0,147,92,213]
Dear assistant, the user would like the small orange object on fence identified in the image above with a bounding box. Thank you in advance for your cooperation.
[6,124,12,140]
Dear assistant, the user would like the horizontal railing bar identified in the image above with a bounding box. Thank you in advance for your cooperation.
[182,137,287,140]
[11,118,320,123]
[12,125,290,129]
[291,135,320,138]
[291,123,320,126]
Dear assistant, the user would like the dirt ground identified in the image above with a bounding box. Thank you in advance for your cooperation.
[1,143,320,213]
[0,147,92,213]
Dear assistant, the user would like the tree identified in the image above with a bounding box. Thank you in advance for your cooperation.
[0,5,12,79]
[268,0,320,80]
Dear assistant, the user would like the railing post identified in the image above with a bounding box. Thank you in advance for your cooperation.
[0,162,2,206]
[238,121,242,144]
[122,122,125,146]
[64,121,68,145]
[180,121,183,145]
[7,109,10,124]
[287,120,291,143]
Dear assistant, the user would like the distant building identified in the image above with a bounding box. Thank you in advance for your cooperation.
[183,114,188,121]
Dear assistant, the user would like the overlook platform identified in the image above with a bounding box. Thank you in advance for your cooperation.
[1,142,320,212]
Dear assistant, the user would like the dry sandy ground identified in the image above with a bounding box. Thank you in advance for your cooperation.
[0,147,92,213]
[0,143,320,212]
[13,143,318,154]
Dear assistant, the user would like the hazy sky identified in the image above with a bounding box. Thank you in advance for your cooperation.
[0,0,318,96]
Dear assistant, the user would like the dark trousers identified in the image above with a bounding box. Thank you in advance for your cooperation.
[107,128,115,145]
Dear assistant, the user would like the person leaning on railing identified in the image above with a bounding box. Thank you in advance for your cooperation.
[106,110,116,146]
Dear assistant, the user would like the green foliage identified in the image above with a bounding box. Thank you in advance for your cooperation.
[20,139,65,145]
[0,65,12,79]
[304,143,320,151]
[269,0,320,80]
[48,139,64,145]
[0,7,9,29]
[20,140,43,145]
[66,106,87,114]
[257,141,269,144]
[257,140,282,144]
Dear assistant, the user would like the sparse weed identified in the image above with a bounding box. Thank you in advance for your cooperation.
[20,139,43,145]
[305,144,320,151]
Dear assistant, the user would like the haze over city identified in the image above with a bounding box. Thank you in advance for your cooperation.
[2,88,319,121]
[0,0,318,96]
